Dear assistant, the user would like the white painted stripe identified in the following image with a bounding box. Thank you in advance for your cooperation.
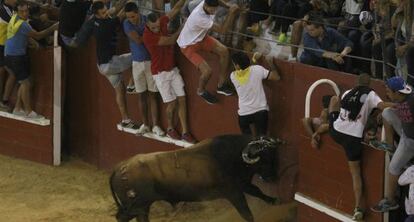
[0,110,50,125]
[116,124,194,148]
[294,192,359,222]
[53,31,61,166]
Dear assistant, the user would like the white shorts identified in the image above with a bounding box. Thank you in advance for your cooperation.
[153,67,185,103]
[132,61,158,93]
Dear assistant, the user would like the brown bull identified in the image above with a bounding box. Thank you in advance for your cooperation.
[109,135,280,222]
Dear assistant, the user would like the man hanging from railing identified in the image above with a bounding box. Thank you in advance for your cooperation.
[176,0,239,104]
[143,0,196,143]
[300,12,354,73]
[68,0,142,130]
[302,95,332,149]
[327,74,393,220]
[5,1,58,119]
[230,51,280,136]
[371,76,414,213]
[123,2,165,136]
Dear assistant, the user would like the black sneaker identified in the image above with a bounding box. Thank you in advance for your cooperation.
[217,84,233,96]
[199,91,218,104]
[120,120,139,130]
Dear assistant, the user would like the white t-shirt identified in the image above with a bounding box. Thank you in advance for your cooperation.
[333,90,382,138]
[230,65,270,116]
[345,0,363,15]
[177,1,215,48]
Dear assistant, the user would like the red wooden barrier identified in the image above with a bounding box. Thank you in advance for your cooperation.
[0,48,54,164]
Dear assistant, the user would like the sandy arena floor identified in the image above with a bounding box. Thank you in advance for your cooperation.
[0,154,296,222]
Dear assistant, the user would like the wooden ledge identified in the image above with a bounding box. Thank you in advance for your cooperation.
[0,111,50,126]
[116,124,194,148]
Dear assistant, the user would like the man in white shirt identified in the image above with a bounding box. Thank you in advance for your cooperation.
[328,74,392,220]
[177,0,238,104]
[230,52,280,136]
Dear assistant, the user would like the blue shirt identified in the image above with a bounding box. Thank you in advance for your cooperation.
[302,27,353,58]
[5,21,32,56]
[123,16,150,62]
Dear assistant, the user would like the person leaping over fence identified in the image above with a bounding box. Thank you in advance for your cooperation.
[177,0,239,104]
[69,0,142,131]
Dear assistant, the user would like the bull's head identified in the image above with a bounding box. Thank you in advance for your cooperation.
[242,136,279,182]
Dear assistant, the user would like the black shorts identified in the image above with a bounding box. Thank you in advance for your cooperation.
[238,110,268,136]
[329,111,363,161]
[5,55,30,82]
[0,45,5,67]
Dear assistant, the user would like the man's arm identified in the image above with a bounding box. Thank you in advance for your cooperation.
[126,30,143,45]
[377,101,395,110]
[253,52,280,81]
[108,0,128,17]
[211,4,238,34]
[157,28,181,46]
[166,0,186,19]
[27,22,59,40]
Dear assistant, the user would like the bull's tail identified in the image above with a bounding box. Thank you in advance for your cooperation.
[109,171,124,210]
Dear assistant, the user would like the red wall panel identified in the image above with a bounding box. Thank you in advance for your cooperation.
[0,48,54,164]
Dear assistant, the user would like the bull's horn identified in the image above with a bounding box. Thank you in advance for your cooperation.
[242,153,260,164]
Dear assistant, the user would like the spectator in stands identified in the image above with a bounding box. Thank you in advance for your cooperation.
[372,76,414,213]
[123,2,164,136]
[0,0,16,112]
[70,0,142,130]
[337,0,365,58]
[29,5,55,46]
[230,52,280,136]
[177,0,239,104]
[143,1,196,143]
[300,13,354,73]
[328,74,392,220]
[302,95,332,148]
[58,0,91,47]
[399,164,414,222]
[359,0,396,78]
[289,0,344,60]
[393,0,414,85]
[5,1,58,118]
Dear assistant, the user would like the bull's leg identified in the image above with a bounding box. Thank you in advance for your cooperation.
[226,192,254,222]
[135,205,150,222]
[242,184,279,205]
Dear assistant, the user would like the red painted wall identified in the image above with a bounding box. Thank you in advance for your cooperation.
[0,48,54,164]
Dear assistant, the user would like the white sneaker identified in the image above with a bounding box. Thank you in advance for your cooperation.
[288,55,297,62]
[12,108,26,116]
[152,125,165,136]
[136,124,150,135]
[26,111,45,119]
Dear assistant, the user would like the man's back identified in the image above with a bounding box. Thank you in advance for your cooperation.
[93,17,118,65]
[177,1,214,48]
[334,89,382,138]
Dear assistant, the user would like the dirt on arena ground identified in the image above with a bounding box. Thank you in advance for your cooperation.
[0,154,296,222]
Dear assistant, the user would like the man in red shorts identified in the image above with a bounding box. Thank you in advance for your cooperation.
[177,0,239,104]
